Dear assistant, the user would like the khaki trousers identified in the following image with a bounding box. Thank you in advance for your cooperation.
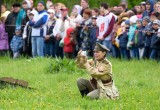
[77,78,99,99]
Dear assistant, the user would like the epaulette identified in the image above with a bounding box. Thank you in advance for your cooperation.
[102,59,110,65]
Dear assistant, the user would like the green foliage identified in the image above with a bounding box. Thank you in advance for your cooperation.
[2,0,145,10]
[128,0,145,8]
[0,56,160,109]
[45,57,85,74]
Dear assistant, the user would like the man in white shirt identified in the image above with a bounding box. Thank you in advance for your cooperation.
[53,7,70,58]
[96,3,116,56]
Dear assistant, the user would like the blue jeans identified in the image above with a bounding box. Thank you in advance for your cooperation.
[55,40,63,59]
[130,47,139,60]
[31,37,44,57]
[143,46,150,59]
[13,51,20,59]
[44,42,55,57]
[112,44,121,58]
[102,40,112,57]
[120,47,130,60]
[150,49,158,60]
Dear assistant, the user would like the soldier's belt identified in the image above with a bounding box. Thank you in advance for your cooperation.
[102,79,112,84]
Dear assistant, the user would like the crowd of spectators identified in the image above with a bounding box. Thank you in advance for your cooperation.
[0,0,160,61]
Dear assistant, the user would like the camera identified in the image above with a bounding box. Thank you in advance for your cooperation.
[81,51,87,56]
[63,16,67,21]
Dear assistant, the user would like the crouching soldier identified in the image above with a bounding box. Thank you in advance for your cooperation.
[76,43,119,100]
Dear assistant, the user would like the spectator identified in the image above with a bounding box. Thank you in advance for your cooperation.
[16,0,31,28]
[0,17,9,55]
[150,19,160,59]
[120,0,128,12]
[44,9,56,57]
[127,10,135,18]
[64,28,76,59]
[135,19,145,59]
[69,5,83,28]
[118,20,130,59]
[140,2,146,13]
[80,8,92,56]
[23,9,37,57]
[5,3,21,48]
[118,3,127,14]
[135,5,143,19]
[10,27,23,59]
[80,0,89,16]
[1,4,10,22]
[89,16,98,57]
[142,16,152,59]
[28,0,34,8]
[72,5,82,15]
[142,0,154,18]
[91,8,100,17]
[155,2,160,20]
[54,3,65,19]
[53,7,70,58]
[46,0,53,9]
[128,15,138,58]
[29,1,49,57]
[97,3,116,56]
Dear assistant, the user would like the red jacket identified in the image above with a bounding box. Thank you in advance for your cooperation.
[64,28,76,53]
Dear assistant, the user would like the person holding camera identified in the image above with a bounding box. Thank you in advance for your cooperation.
[63,28,76,59]
[80,8,92,56]
[76,43,119,100]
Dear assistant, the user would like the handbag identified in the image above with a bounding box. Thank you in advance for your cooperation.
[59,38,64,47]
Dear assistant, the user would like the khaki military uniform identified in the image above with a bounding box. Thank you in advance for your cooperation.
[76,58,119,100]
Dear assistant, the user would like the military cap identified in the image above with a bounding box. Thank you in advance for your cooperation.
[94,42,110,52]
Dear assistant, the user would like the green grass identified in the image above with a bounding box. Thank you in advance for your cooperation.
[0,56,160,110]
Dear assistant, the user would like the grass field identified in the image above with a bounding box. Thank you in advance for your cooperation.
[0,56,160,110]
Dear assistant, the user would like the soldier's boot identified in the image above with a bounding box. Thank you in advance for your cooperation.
[80,88,89,97]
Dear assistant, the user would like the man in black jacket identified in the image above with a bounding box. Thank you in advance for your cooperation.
[5,3,21,46]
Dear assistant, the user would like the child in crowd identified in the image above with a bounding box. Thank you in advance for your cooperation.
[135,19,145,59]
[142,16,152,59]
[10,27,23,59]
[64,28,76,59]
[118,20,130,59]
[128,15,138,58]
[69,12,78,28]
[150,19,160,59]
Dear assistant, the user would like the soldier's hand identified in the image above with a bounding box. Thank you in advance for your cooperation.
[78,50,82,57]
